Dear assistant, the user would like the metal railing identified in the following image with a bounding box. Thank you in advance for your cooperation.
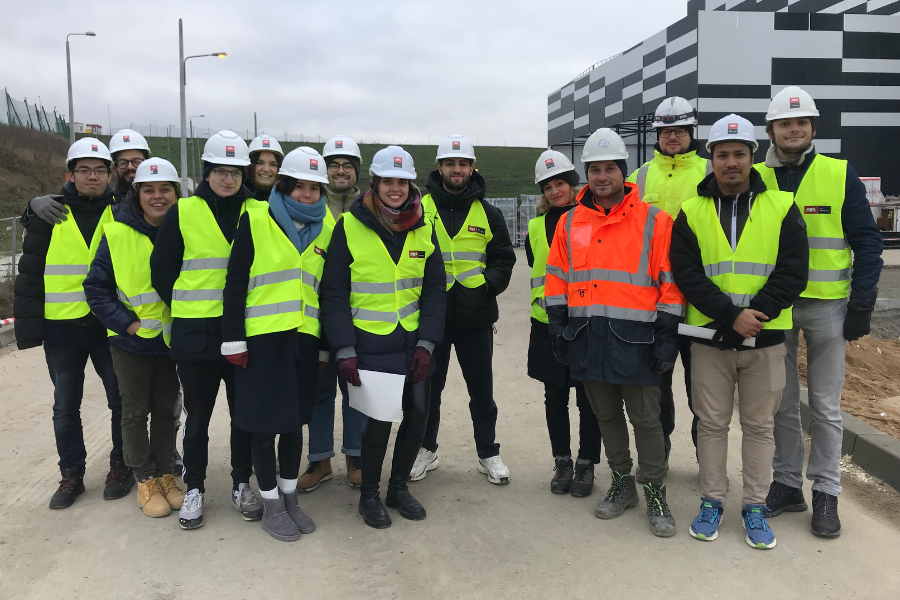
[485,198,519,247]
[0,216,22,281]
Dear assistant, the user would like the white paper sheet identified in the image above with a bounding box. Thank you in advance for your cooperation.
[678,323,757,348]
[347,369,406,423]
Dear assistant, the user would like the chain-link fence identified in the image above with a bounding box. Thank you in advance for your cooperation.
[3,88,68,137]
[0,216,22,282]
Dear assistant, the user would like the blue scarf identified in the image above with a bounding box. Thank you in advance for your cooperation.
[267,186,326,253]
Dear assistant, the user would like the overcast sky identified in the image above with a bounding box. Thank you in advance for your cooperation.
[3,1,688,147]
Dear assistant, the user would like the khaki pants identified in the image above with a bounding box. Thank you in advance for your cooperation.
[691,342,786,505]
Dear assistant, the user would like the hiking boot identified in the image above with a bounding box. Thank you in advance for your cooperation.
[386,476,426,521]
[765,480,808,517]
[297,459,333,493]
[159,474,185,510]
[232,483,263,521]
[742,504,776,549]
[644,482,676,537]
[478,455,510,485]
[570,460,594,498]
[594,471,638,520]
[136,478,171,518]
[345,455,362,488]
[103,465,135,500]
[550,457,573,494]
[282,490,316,534]
[690,497,724,541]
[811,490,841,538]
[179,489,204,530]
[49,469,85,509]
[261,493,302,542]
[359,493,392,529]
[410,448,439,482]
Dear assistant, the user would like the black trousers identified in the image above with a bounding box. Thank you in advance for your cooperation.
[423,326,499,459]
[251,432,303,492]
[544,382,602,463]
[177,359,253,493]
[361,379,430,494]
[658,336,697,448]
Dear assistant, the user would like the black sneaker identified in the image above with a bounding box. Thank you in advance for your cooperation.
[765,480,808,517]
[49,473,85,509]
[570,461,594,497]
[103,465,135,500]
[811,490,841,538]
[550,457,573,494]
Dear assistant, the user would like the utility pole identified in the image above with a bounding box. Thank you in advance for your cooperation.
[179,19,187,193]
[254,112,257,137]
[66,31,96,144]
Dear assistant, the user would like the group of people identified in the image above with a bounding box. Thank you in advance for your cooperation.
[13,84,882,548]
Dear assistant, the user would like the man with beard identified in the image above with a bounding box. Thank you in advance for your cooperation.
[411,135,516,485]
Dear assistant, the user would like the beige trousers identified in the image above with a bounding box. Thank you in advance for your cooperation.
[691,342,787,505]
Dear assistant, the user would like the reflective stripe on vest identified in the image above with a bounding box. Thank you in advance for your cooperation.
[755,155,850,299]
[528,215,550,324]
[680,190,796,330]
[103,221,172,346]
[171,196,247,318]
[44,205,115,320]
[630,150,713,218]
[422,195,492,290]
[343,213,435,335]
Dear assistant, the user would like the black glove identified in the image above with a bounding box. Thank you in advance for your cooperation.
[843,310,871,342]
[31,194,68,224]
[710,326,746,351]
[551,335,568,365]
[652,359,675,374]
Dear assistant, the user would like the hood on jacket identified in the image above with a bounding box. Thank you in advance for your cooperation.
[425,169,487,211]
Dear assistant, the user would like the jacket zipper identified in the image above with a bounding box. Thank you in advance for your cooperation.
[730,197,738,253]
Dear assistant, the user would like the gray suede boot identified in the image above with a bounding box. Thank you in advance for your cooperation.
[261,493,302,542]
[282,490,316,534]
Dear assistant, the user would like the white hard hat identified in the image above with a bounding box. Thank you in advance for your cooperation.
[322,135,362,160]
[436,134,476,162]
[109,129,150,156]
[706,114,759,154]
[652,97,697,129]
[369,146,416,180]
[201,130,251,166]
[581,128,628,163]
[278,146,329,184]
[248,134,284,158]
[534,150,576,185]
[766,86,820,122]
[66,137,112,167]
[133,158,179,184]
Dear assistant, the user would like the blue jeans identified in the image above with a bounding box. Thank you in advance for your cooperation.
[306,357,367,461]
[44,329,124,472]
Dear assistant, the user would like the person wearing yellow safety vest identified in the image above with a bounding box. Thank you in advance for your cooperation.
[525,150,601,497]
[14,137,133,509]
[757,87,884,539]
[150,131,261,530]
[247,134,284,201]
[412,134,516,486]
[670,115,809,549]
[627,96,712,455]
[220,147,329,542]
[320,146,446,529]
[84,158,184,518]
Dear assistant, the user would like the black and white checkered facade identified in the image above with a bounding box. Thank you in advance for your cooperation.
[548,0,900,192]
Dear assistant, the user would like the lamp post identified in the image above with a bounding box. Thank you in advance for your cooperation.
[66,31,96,144]
[190,115,205,184]
[178,18,226,195]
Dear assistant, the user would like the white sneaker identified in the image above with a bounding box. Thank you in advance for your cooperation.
[410,448,439,481]
[179,489,204,530]
[478,455,510,485]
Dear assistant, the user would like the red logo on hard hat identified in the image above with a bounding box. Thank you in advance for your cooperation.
[545,158,555,169]
[150,165,158,175]
[394,157,403,168]
[310,159,318,171]
[452,141,461,151]
[262,139,270,147]
[727,123,738,134]
[226,146,235,157]
[123,135,130,142]
[335,140,343,149]
[790,97,800,108]
[91,144,98,152]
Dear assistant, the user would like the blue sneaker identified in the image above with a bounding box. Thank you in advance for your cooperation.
[742,504,776,549]
[690,497,723,541]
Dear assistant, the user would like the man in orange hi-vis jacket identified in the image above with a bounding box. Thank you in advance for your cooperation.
[545,128,686,539]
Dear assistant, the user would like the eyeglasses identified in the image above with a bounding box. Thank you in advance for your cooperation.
[328,162,355,173]
[72,168,110,176]
[115,158,144,168]
[210,168,243,181]
[659,129,688,139]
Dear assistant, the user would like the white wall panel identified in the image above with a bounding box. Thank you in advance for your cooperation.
[842,113,900,127]
[699,98,772,113]
[666,57,698,82]
[698,11,775,85]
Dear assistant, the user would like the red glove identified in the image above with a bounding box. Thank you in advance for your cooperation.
[410,347,431,384]
[226,352,248,369]
[338,356,361,387]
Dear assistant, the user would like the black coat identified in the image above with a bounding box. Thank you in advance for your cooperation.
[83,195,169,356]
[14,182,118,349]
[150,181,253,362]
[424,170,516,330]
[319,195,446,379]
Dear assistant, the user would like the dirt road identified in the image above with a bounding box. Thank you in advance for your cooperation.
[1,248,899,600]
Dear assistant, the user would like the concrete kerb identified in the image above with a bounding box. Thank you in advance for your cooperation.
[800,387,900,492]
[0,324,15,348]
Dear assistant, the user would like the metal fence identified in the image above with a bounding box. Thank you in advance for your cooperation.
[3,88,69,137]
[519,195,540,246]
[485,198,519,247]
[0,216,22,281]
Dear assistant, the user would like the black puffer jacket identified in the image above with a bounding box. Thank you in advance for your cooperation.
[423,170,516,330]
[14,182,118,349]
[319,194,446,379]
[150,180,253,361]
[84,194,169,356]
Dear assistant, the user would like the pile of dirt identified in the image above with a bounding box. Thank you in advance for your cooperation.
[799,334,900,439]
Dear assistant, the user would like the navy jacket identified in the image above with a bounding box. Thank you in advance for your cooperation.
[84,195,170,356]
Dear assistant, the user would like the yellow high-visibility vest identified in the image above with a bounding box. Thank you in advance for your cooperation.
[421,194,492,290]
[627,150,713,218]
[527,215,549,324]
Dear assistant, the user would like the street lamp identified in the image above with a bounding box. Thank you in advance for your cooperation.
[190,115,205,184]
[178,18,226,195]
[66,31,97,144]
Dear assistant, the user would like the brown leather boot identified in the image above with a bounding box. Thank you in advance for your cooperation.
[345,455,362,488]
[297,459,333,493]
[159,474,185,510]
[136,478,171,518]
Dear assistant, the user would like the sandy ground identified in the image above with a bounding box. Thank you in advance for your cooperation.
[2,247,900,600]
